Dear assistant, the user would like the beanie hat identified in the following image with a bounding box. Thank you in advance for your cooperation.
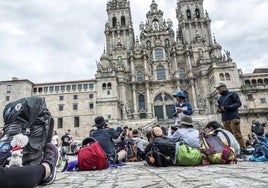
[152,127,163,137]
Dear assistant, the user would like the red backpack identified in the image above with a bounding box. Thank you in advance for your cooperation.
[78,137,108,171]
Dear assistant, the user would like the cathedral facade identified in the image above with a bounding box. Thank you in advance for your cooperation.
[1,0,267,139]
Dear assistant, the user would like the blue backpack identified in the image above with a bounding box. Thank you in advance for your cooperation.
[249,136,268,162]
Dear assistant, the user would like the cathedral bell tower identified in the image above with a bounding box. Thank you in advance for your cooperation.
[176,0,213,46]
[105,0,135,55]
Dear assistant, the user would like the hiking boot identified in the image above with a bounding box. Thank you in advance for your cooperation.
[240,148,252,155]
[42,143,59,185]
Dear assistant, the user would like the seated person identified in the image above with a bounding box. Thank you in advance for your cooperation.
[205,121,240,155]
[0,143,58,188]
[132,129,148,160]
[168,115,200,149]
[90,116,126,164]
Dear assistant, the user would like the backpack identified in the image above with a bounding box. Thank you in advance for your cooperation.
[145,138,175,167]
[125,138,138,162]
[249,136,268,162]
[200,130,237,164]
[176,143,204,166]
[78,137,108,171]
[0,96,53,167]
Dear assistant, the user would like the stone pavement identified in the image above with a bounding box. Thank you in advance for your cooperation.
[40,159,268,188]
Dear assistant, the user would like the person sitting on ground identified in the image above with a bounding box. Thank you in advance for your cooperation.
[132,129,149,160]
[90,116,126,164]
[0,143,59,188]
[205,121,241,156]
[168,115,200,149]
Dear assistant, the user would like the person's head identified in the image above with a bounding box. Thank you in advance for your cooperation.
[180,115,193,128]
[152,127,163,138]
[123,126,128,130]
[132,129,139,137]
[173,91,186,103]
[93,116,108,129]
[215,82,227,94]
[53,130,57,135]
[205,121,223,133]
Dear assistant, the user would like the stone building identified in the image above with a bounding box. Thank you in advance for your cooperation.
[0,0,267,140]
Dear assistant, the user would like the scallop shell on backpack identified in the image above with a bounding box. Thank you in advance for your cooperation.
[11,133,29,148]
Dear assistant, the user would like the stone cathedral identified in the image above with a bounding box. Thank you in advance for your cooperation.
[96,0,241,126]
[1,0,267,139]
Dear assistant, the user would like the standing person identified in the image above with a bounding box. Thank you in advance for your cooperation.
[215,82,246,151]
[51,130,59,147]
[91,116,126,164]
[60,130,73,158]
[172,91,193,126]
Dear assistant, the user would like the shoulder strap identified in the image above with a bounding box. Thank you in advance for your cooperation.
[214,129,231,146]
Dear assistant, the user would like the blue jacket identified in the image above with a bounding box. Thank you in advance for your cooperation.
[172,101,193,117]
[217,90,241,121]
[91,128,121,160]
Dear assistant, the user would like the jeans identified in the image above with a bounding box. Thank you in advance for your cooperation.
[0,165,45,188]
[223,119,246,149]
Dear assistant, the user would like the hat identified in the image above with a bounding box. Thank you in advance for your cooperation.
[93,116,108,128]
[180,115,193,127]
[215,82,226,89]
[132,129,139,137]
[152,127,163,137]
[173,91,185,98]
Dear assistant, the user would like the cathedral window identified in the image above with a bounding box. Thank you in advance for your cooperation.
[57,118,63,128]
[154,48,164,60]
[138,94,145,110]
[260,97,267,104]
[121,16,126,27]
[245,80,250,86]
[225,73,230,80]
[258,79,263,86]
[102,83,107,90]
[195,8,200,18]
[107,82,112,89]
[137,71,144,81]
[219,73,224,81]
[252,79,257,86]
[112,17,117,28]
[264,78,268,86]
[157,65,166,80]
[74,117,79,127]
[179,68,186,78]
[186,9,191,19]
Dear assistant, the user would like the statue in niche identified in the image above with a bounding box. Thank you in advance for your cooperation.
[125,102,131,114]
[224,50,231,59]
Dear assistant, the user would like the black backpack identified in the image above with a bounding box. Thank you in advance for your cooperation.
[0,96,54,167]
[145,138,175,167]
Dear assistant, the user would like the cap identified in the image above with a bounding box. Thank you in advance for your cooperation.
[215,82,226,89]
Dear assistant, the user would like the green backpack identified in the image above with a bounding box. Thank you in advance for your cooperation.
[176,142,204,166]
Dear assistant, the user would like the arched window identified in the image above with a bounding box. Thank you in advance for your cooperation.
[121,16,126,26]
[112,17,117,28]
[252,79,257,86]
[137,71,144,82]
[186,9,191,19]
[179,68,186,78]
[245,80,250,86]
[225,73,230,80]
[157,65,166,80]
[138,94,145,110]
[264,78,268,86]
[107,82,112,89]
[102,83,107,90]
[195,8,200,18]
[258,79,263,86]
[152,19,159,30]
[219,73,224,81]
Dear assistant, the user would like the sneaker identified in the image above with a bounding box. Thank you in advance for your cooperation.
[42,143,59,185]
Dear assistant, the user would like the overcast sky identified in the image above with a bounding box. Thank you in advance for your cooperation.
[0,0,267,83]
